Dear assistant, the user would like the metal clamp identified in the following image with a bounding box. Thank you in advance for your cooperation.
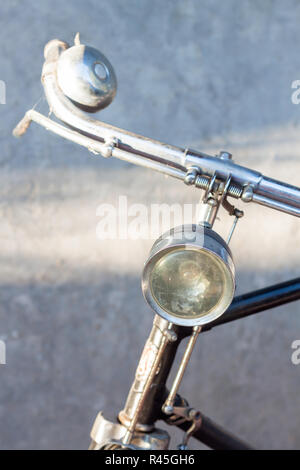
[102,136,118,158]
[184,164,243,201]
[165,405,203,450]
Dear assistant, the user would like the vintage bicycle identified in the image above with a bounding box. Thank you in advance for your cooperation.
[13,34,300,450]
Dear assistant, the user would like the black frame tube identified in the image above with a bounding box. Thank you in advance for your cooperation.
[164,410,253,450]
[201,277,300,332]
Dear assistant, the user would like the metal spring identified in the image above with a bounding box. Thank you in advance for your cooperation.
[195,175,243,199]
[194,175,211,190]
[227,183,243,199]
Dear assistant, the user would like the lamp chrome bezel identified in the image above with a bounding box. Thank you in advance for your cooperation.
[142,225,235,327]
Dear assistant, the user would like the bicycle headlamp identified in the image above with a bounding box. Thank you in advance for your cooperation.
[142,225,235,326]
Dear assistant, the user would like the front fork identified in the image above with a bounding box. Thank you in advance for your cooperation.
[89,315,193,450]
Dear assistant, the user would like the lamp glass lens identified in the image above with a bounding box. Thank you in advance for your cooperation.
[149,248,227,319]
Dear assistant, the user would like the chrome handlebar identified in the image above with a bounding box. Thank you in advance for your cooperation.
[13,36,300,217]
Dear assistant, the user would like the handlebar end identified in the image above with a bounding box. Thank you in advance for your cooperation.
[12,112,32,138]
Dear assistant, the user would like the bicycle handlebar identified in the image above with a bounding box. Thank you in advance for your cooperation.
[13,38,300,218]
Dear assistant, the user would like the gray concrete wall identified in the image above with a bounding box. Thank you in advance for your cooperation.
[0,0,299,449]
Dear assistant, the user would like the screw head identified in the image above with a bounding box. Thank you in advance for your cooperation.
[163,405,174,415]
[219,151,232,160]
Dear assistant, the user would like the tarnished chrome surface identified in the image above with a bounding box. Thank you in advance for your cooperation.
[13,36,300,217]
[89,412,170,450]
[197,201,219,228]
[163,326,201,410]
[57,43,117,112]
[142,225,235,327]
[119,315,177,445]
[89,412,126,449]
[252,192,300,217]
[12,109,186,180]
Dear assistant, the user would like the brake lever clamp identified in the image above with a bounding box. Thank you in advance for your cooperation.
[165,405,203,450]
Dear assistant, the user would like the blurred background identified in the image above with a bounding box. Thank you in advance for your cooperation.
[0,0,299,449]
